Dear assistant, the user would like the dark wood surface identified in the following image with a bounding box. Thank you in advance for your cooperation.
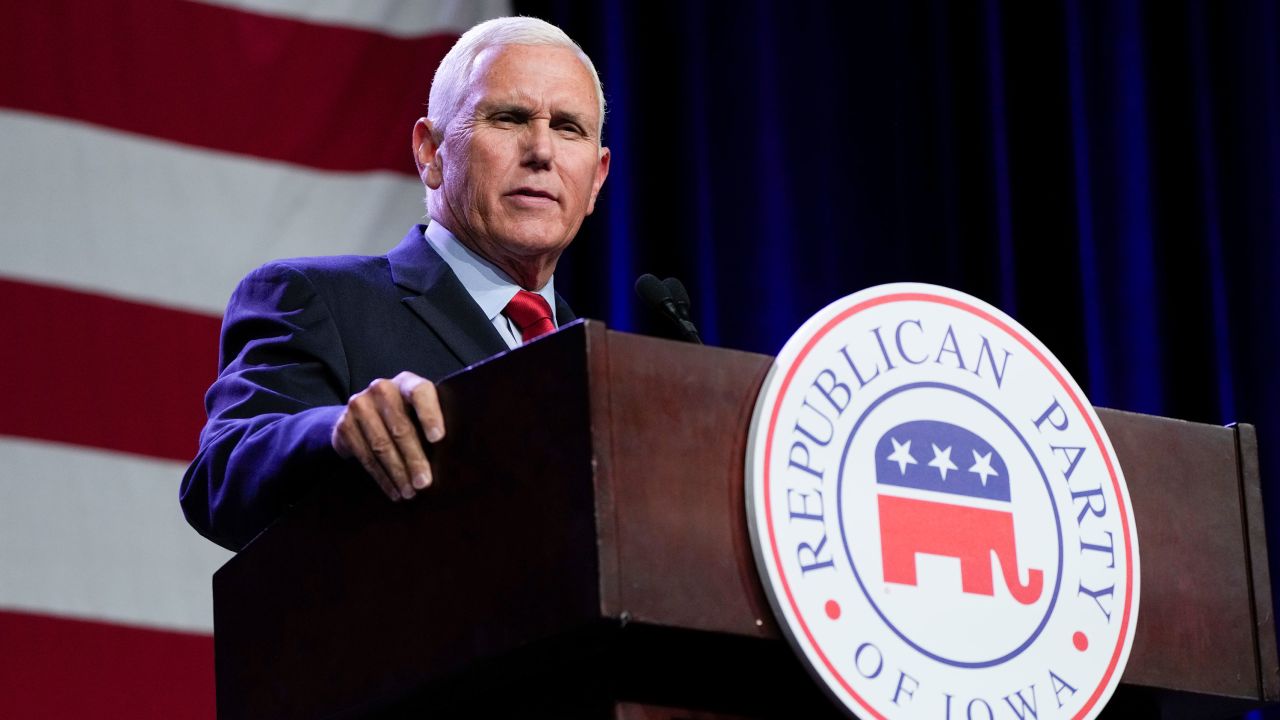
[597,330,776,637]
[213,321,1276,718]
[1240,422,1280,700]
[214,325,604,719]
[1101,409,1266,697]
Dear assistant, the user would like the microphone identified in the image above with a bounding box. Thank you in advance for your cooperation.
[634,273,703,344]
[662,277,694,322]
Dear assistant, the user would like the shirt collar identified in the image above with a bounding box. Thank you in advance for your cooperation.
[423,221,557,325]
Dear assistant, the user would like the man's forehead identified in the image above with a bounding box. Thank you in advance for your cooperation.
[466,44,598,113]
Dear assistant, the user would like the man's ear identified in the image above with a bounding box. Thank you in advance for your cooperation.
[412,118,443,189]
[585,146,611,216]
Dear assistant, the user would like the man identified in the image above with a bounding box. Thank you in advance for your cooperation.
[181,17,610,551]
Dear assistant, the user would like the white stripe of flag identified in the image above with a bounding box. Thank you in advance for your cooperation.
[0,110,425,314]
[190,0,514,38]
[0,437,232,633]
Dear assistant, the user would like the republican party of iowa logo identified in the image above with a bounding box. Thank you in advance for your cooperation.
[746,284,1139,720]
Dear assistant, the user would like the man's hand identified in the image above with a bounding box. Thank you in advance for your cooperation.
[331,372,445,501]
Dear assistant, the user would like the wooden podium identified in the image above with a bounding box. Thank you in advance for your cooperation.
[212,321,1278,719]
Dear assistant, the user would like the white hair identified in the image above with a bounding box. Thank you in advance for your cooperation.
[427,16,606,141]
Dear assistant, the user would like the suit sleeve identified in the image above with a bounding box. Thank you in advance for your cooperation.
[181,262,354,551]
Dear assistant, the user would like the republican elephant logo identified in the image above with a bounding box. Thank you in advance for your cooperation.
[874,420,1043,605]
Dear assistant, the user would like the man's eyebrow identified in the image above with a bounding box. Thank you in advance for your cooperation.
[477,100,532,115]
[476,100,594,132]
[552,110,591,130]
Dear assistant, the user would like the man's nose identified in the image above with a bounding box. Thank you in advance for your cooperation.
[521,121,553,169]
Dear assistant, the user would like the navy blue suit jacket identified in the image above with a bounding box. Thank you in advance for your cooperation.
[180,225,575,550]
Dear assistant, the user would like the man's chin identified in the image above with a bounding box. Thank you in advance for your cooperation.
[492,225,575,258]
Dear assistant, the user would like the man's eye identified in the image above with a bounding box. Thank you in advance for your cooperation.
[556,123,585,136]
[492,112,522,124]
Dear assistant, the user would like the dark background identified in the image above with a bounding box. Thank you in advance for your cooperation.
[523,0,1280,709]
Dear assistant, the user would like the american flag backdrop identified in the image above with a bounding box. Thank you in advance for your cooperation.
[0,1,509,716]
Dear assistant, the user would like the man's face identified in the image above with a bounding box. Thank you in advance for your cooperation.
[424,44,610,279]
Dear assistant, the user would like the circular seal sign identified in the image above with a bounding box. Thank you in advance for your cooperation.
[746,283,1139,720]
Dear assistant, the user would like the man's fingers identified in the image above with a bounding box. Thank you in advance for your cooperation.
[351,387,415,500]
[335,413,401,501]
[330,373,445,501]
[374,380,433,491]
[396,372,445,443]
[354,442,402,502]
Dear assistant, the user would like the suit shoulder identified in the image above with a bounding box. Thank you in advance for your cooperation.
[223,253,395,319]
[237,253,392,294]
[255,253,389,281]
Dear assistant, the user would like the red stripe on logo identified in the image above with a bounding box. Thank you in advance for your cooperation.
[0,610,214,719]
[0,278,220,461]
[0,0,455,175]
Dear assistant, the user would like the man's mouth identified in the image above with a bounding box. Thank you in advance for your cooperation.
[507,187,557,202]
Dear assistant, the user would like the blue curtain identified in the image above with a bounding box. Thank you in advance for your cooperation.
[529,0,1280,703]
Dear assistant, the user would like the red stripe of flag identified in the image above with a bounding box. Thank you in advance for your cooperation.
[0,278,220,462]
[0,0,456,175]
[0,610,215,719]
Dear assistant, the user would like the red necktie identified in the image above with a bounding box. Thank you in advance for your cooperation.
[503,289,556,343]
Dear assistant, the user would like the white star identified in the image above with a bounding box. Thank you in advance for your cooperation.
[928,444,957,481]
[886,438,917,475]
[969,450,999,487]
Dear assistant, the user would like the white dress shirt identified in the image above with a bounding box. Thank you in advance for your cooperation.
[423,221,558,350]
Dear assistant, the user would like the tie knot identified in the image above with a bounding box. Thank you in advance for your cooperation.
[503,289,556,343]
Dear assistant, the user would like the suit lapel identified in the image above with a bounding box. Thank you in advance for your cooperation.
[554,293,576,325]
[387,226,509,367]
